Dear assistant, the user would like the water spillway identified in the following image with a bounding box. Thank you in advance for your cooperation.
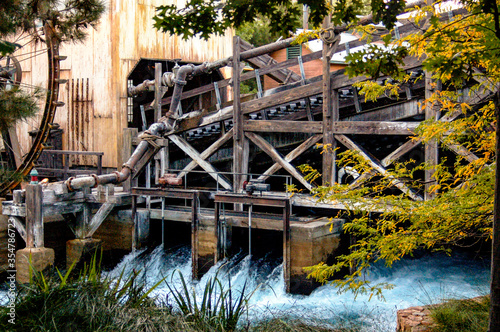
[109,246,490,331]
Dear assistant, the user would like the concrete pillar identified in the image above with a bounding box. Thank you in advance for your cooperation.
[193,218,217,279]
[66,238,102,270]
[16,247,55,284]
[289,218,344,294]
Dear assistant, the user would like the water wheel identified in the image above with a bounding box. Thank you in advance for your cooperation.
[0,23,64,197]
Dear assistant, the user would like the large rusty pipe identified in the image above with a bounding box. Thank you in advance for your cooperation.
[65,122,168,191]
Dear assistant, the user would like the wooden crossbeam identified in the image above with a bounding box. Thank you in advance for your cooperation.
[336,134,423,200]
[10,216,27,243]
[245,132,313,190]
[86,202,116,238]
[257,134,322,182]
[169,134,233,190]
[349,139,422,188]
[444,142,480,163]
[240,39,302,84]
[177,129,234,179]
[332,121,420,135]
[244,120,323,133]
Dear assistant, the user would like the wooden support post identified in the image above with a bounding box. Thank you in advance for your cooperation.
[424,75,440,200]
[25,184,43,248]
[155,63,162,122]
[122,128,138,192]
[322,18,338,186]
[215,201,225,262]
[192,192,200,279]
[233,36,249,194]
[131,193,137,250]
[283,199,291,293]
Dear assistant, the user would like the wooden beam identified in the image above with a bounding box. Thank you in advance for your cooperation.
[10,216,27,243]
[169,134,233,190]
[233,36,249,193]
[335,134,422,200]
[381,139,422,167]
[241,80,323,115]
[245,132,313,190]
[191,191,199,278]
[258,134,322,182]
[322,33,340,186]
[444,142,480,163]
[240,39,302,84]
[243,120,323,133]
[177,128,234,179]
[349,139,422,189]
[85,202,116,238]
[25,184,43,248]
[344,99,422,121]
[332,121,419,135]
[424,77,440,200]
[121,128,138,191]
[283,199,291,293]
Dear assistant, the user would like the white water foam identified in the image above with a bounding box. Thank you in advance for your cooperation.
[107,246,490,331]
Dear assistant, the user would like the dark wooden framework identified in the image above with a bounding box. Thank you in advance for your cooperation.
[131,187,199,277]
[214,194,291,292]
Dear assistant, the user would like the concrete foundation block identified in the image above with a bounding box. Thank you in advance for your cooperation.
[16,247,55,284]
[289,218,344,295]
[66,238,102,270]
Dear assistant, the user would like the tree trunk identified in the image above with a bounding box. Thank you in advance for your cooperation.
[489,90,500,332]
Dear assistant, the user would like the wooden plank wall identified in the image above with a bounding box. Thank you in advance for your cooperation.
[10,0,233,169]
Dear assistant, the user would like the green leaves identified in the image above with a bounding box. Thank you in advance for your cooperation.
[371,0,406,30]
[345,44,408,80]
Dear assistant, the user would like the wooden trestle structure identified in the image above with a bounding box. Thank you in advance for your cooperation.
[2,6,487,293]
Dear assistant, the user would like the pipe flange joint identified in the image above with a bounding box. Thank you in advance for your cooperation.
[173,78,187,86]
[122,164,135,174]
[112,171,122,183]
[66,177,75,192]
[91,174,100,188]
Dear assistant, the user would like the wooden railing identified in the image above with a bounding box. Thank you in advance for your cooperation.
[37,150,103,180]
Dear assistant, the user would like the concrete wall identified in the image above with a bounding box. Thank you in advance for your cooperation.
[289,218,344,294]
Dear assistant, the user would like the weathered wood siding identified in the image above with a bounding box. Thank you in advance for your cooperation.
[12,0,233,168]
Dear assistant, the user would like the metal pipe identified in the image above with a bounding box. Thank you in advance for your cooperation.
[128,79,155,96]
[64,121,171,191]
[248,203,252,257]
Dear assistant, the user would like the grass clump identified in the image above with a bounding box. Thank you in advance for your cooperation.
[250,318,359,331]
[0,253,195,332]
[167,270,251,332]
[430,296,490,332]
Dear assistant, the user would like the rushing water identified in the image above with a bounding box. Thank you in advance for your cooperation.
[107,246,490,331]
